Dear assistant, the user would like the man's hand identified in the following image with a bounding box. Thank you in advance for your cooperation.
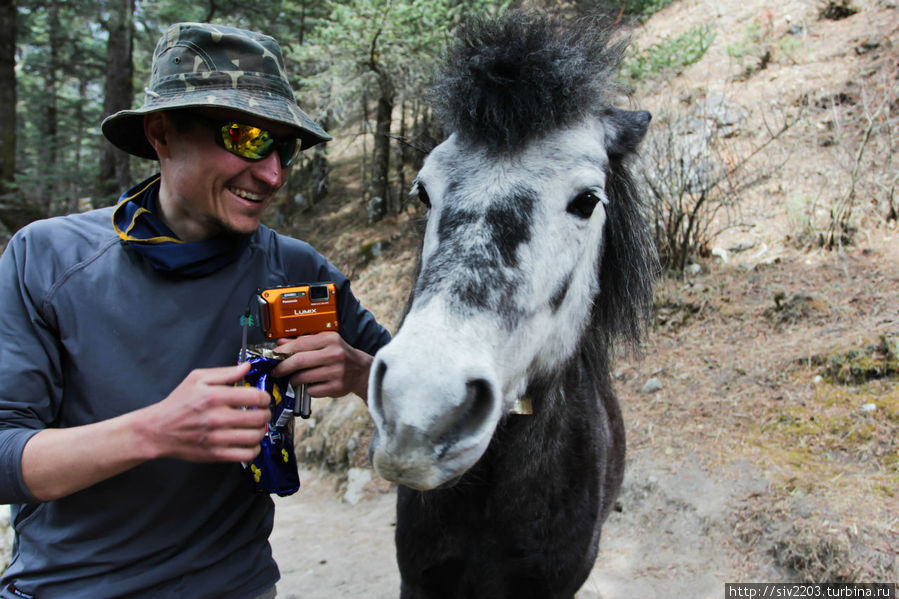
[22,362,270,502]
[271,332,373,401]
[138,362,271,463]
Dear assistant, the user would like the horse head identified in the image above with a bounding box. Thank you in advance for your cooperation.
[368,11,655,491]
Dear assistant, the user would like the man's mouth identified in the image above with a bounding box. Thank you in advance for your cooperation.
[229,186,267,202]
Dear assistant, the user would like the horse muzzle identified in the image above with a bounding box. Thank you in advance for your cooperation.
[367,321,504,490]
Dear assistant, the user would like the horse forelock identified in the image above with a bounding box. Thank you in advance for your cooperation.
[430,10,627,153]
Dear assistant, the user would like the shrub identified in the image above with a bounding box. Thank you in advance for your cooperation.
[638,97,798,272]
[623,24,716,83]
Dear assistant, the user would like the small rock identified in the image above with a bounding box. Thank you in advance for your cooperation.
[727,241,756,253]
[343,467,372,505]
[1,504,12,570]
[855,39,881,55]
[860,403,877,412]
[640,377,663,394]
[711,247,729,263]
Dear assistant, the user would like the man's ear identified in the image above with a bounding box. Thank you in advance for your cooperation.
[143,112,170,160]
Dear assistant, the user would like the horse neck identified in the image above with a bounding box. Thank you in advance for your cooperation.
[486,341,616,480]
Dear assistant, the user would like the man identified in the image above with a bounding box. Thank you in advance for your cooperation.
[0,22,390,598]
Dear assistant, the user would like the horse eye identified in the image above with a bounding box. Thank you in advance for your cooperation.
[416,185,431,208]
[566,191,602,219]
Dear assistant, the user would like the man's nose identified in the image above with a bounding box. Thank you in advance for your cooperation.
[250,150,285,187]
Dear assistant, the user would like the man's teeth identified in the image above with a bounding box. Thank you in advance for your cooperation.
[230,187,265,201]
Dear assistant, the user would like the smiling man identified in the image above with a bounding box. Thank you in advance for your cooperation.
[0,23,390,599]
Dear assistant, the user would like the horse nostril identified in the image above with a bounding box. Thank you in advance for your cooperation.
[465,379,492,417]
[370,360,388,422]
[436,378,496,454]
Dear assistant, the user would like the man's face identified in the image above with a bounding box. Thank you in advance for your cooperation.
[150,108,296,242]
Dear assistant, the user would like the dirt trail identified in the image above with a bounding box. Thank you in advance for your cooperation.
[271,455,775,599]
[270,470,399,599]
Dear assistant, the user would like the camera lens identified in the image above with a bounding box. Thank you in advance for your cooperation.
[309,284,330,303]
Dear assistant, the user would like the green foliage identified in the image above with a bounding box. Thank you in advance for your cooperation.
[777,34,802,61]
[593,0,676,18]
[295,0,506,213]
[14,0,109,213]
[619,0,675,16]
[299,0,507,100]
[725,21,763,62]
[814,336,899,385]
[622,24,715,83]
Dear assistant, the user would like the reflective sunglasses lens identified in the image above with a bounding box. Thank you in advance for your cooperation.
[220,123,274,160]
[219,122,298,166]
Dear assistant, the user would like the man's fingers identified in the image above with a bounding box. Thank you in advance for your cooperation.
[206,402,271,428]
[274,332,341,356]
[272,338,344,378]
[205,427,267,448]
[207,445,262,463]
[189,361,252,386]
[214,386,270,409]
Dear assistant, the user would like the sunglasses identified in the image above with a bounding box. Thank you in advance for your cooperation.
[189,113,299,167]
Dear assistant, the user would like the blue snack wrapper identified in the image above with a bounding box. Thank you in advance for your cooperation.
[238,348,300,496]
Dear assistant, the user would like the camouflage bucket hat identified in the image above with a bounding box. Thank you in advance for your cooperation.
[101,22,330,159]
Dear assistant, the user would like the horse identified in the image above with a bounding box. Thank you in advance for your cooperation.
[366,11,657,598]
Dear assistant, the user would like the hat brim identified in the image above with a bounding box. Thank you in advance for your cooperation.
[101,90,331,160]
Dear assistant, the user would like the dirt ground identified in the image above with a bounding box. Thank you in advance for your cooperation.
[270,456,775,598]
[268,0,898,595]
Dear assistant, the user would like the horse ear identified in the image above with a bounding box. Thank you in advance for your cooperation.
[605,109,651,158]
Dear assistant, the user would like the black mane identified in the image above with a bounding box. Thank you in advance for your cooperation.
[430,10,627,152]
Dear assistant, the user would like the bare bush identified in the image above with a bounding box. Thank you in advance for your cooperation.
[821,63,898,249]
[638,96,798,272]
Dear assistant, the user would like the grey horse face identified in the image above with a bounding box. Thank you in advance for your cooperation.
[368,111,649,490]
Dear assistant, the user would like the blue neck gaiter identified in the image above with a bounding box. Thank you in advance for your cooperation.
[112,174,252,277]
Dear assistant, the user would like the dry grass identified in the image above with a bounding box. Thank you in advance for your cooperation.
[615,242,899,580]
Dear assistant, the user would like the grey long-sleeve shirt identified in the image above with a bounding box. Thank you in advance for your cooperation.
[0,206,390,598]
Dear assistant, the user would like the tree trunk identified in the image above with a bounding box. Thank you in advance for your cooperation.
[360,91,369,202]
[42,0,60,213]
[0,0,16,204]
[0,0,37,233]
[397,96,408,213]
[369,72,394,222]
[310,112,329,206]
[98,0,134,204]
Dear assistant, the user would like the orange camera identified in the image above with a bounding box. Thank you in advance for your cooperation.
[256,283,339,339]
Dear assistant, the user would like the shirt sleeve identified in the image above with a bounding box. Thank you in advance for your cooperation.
[0,229,63,504]
[270,230,392,356]
[333,275,392,356]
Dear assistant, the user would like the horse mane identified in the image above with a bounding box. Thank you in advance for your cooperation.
[429,10,628,152]
[589,157,657,378]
